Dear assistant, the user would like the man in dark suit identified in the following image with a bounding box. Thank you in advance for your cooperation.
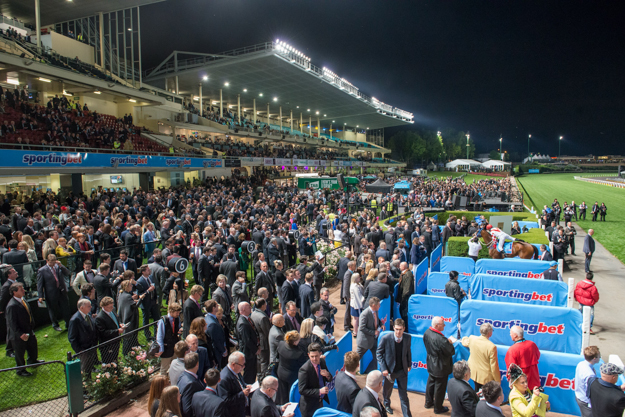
[94,296,124,364]
[94,263,121,309]
[251,298,272,381]
[298,343,332,417]
[283,301,303,332]
[377,318,412,416]
[113,250,138,276]
[364,274,391,306]
[375,242,391,263]
[6,283,42,376]
[254,262,275,310]
[539,244,553,261]
[205,300,226,369]
[186,333,212,385]
[236,302,259,384]
[219,253,239,287]
[251,376,294,417]
[68,298,98,377]
[148,255,169,308]
[475,381,505,416]
[280,270,298,314]
[183,285,204,338]
[197,247,213,298]
[178,352,204,417]
[217,351,251,417]
[337,252,352,303]
[3,240,29,283]
[447,360,479,417]
[192,368,225,417]
[298,273,316,318]
[1,267,18,357]
[37,254,71,332]
[423,316,455,414]
[136,265,161,339]
[352,370,387,417]
[336,351,361,414]
[583,229,595,273]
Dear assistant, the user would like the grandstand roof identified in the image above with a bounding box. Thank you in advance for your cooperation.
[143,41,414,131]
[0,0,166,27]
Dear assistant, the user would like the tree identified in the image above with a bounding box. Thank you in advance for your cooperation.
[489,150,501,160]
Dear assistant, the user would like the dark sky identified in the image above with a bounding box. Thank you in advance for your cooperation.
[141,0,625,157]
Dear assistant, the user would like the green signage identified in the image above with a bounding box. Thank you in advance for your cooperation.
[297,177,340,190]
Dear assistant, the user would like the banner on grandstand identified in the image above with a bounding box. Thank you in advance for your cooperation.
[318,160,328,166]
[293,159,307,166]
[469,273,568,307]
[239,157,262,166]
[430,244,442,272]
[262,158,274,166]
[275,158,292,166]
[474,259,553,279]
[459,299,582,354]
[331,161,341,167]
[413,258,428,294]
[440,256,475,279]
[407,295,458,337]
[427,272,469,298]
[308,160,320,166]
[224,158,241,167]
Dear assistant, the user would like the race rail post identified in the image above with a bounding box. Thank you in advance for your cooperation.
[581,306,591,353]
[567,278,575,308]
[558,259,563,275]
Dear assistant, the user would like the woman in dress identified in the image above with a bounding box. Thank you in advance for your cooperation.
[275,330,308,404]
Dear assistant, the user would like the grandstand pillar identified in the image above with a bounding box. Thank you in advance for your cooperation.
[253,99,256,124]
[300,113,303,134]
[290,110,293,132]
[237,95,241,124]
[71,174,83,196]
[267,103,270,126]
[175,76,179,95]
[35,0,41,50]
[99,12,104,67]
[309,116,312,136]
[198,83,202,117]
[219,89,223,118]
[317,117,320,139]
[330,123,333,141]
[279,107,282,131]
[139,173,150,191]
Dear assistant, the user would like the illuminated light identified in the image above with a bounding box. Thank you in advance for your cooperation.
[202,75,208,81]
[127,28,132,31]
[6,78,19,85]
[224,82,229,86]
[296,106,299,108]
[243,89,247,92]
[94,90,101,94]
[315,111,319,115]
[193,96,199,101]
[332,120,335,123]
[259,93,263,97]
[63,90,73,96]
[273,97,278,101]
[38,77,51,83]
[128,98,136,102]
[307,109,310,112]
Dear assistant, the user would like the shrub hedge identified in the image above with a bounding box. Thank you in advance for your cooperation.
[425,210,538,225]
[446,228,549,259]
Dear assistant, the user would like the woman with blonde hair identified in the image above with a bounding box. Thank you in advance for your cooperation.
[298,318,315,352]
[155,385,181,417]
[275,330,308,403]
[147,375,169,417]
[42,238,57,260]
[363,267,378,292]
[18,240,37,288]
[350,272,364,337]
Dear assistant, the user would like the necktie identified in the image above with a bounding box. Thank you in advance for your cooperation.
[316,364,325,397]
[22,299,32,323]
[50,266,59,287]
[123,261,128,271]
[373,310,378,329]
[292,315,300,331]
[86,314,93,329]
[171,318,175,334]
[109,311,119,327]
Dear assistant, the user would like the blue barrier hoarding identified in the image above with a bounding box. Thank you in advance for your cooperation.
[430,244,442,272]
[313,409,350,417]
[475,259,553,279]
[469,273,568,307]
[439,256,475,278]
[407,295,458,337]
[459,299,582,354]
[413,258,428,294]
[427,271,469,297]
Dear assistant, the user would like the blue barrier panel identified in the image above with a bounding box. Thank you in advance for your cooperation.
[475,259,553,279]
[407,295,458,337]
[517,221,539,230]
[430,244,442,272]
[427,272,469,297]
[470,273,568,307]
[290,332,352,416]
[313,409,351,417]
[413,258,428,294]
[392,284,401,322]
[440,256,475,278]
[459,299,582,354]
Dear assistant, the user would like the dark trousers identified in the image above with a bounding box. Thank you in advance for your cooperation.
[569,238,576,255]
[5,334,13,355]
[256,349,270,381]
[343,299,351,330]
[13,334,38,369]
[383,370,411,417]
[579,210,586,220]
[47,295,71,328]
[576,397,593,417]
[425,374,448,412]
[142,304,161,338]
[357,343,378,374]
[592,212,598,221]
[474,382,483,392]
[585,253,592,272]
[122,331,139,356]
[78,349,98,379]
[242,353,257,384]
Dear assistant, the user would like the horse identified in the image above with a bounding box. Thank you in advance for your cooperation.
[480,229,538,260]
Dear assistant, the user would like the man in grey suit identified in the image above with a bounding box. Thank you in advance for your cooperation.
[219,253,239,286]
[364,274,390,305]
[475,380,505,416]
[337,252,352,304]
[352,371,387,417]
[376,318,412,416]
[357,297,387,374]
[342,261,356,331]
[268,314,285,364]
[148,254,169,307]
[335,351,361,414]
[37,254,71,332]
[250,298,271,380]
[583,229,595,273]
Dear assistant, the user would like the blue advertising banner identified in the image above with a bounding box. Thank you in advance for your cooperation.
[430,244,442,272]
[427,272,469,298]
[439,256,475,279]
[475,259,553,279]
[517,221,540,230]
[312,409,350,417]
[459,299,582,354]
[413,258,428,294]
[470,273,568,307]
[2,149,223,169]
[289,332,353,417]
[392,284,401,321]
[407,295,458,337]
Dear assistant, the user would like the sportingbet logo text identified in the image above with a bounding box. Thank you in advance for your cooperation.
[23,153,83,166]
[411,361,427,370]
[485,269,544,279]
[413,315,452,322]
[475,318,564,335]
[483,288,553,302]
[499,370,575,390]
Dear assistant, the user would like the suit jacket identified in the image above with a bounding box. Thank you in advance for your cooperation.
[250,389,281,417]
[147,262,168,291]
[255,271,275,297]
[94,309,121,343]
[376,332,412,375]
[363,280,390,305]
[3,250,29,281]
[269,324,285,363]
[342,269,354,300]
[68,310,98,353]
[113,258,137,276]
[460,335,500,385]
[236,315,259,356]
[183,297,203,338]
[335,371,360,414]
[283,312,303,332]
[356,307,379,350]
[192,346,211,381]
[217,366,247,417]
[136,276,158,311]
[298,358,331,417]
[37,263,70,301]
[352,387,387,417]
[375,248,391,262]
[583,234,595,255]
[0,279,14,313]
[192,387,225,417]
[337,257,350,298]
[94,273,120,307]
[299,283,315,318]
[6,297,35,340]
[539,250,553,262]
[280,280,297,307]
[197,254,212,285]
[475,401,504,416]
[423,328,455,378]
[447,377,479,417]
[206,313,226,360]
[219,259,239,286]
[178,371,204,417]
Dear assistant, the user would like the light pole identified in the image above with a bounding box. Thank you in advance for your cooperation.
[499,137,503,161]
[559,136,563,158]
[528,134,531,158]
[466,133,470,159]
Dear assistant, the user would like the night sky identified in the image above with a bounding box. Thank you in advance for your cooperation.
[140,0,625,157]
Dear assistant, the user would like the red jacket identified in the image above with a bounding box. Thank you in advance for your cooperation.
[574,279,599,306]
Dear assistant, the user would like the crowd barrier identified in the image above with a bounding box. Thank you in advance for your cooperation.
[470,273,568,307]
[413,257,428,294]
[313,409,350,417]
[440,256,475,278]
[517,221,539,230]
[407,295,458,337]
[426,272,469,297]
[289,332,353,417]
[475,258,553,279]
[459,299,582,354]
[429,243,442,272]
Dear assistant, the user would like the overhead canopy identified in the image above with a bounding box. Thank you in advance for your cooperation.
[445,159,482,169]
[365,179,392,194]
[481,159,511,169]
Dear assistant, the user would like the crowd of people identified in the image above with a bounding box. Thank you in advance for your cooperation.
[0,170,621,417]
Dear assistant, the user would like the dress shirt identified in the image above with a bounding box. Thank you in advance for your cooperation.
[156,315,175,353]
[486,402,503,413]
[575,360,597,405]
[345,371,357,381]
[366,386,380,401]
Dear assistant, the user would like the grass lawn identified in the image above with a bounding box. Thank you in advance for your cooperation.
[516,173,625,264]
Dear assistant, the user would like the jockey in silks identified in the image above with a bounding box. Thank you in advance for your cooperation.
[486,224,517,253]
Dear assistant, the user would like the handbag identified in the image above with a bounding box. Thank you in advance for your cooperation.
[147,317,166,358]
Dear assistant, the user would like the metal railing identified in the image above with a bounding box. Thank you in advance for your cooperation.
[0,142,204,159]
[0,16,26,30]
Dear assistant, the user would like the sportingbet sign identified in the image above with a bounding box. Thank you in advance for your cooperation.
[413,258,428,294]
[459,299,582,354]
[470,273,568,307]
[440,256,475,279]
[407,295,458,337]
[429,243,442,272]
[427,272,469,298]
[475,259,553,279]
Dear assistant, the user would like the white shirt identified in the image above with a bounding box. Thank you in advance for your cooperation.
[468,240,482,257]
[365,386,379,401]
[345,371,357,381]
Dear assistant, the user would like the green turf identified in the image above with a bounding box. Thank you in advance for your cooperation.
[517,173,625,264]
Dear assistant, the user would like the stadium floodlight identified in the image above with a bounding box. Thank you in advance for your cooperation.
[224,82,229,86]
[202,76,208,81]
[94,90,101,94]
[273,97,278,101]
[128,98,136,102]
[315,111,319,115]
[296,106,299,108]
[259,93,263,97]
[38,77,51,83]
[243,89,247,92]
[307,109,310,112]
[323,114,326,117]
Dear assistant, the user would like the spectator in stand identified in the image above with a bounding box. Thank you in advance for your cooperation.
[461,322,500,391]
[587,362,625,417]
[505,326,541,392]
[574,346,601,417]
[574,272,599,334]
